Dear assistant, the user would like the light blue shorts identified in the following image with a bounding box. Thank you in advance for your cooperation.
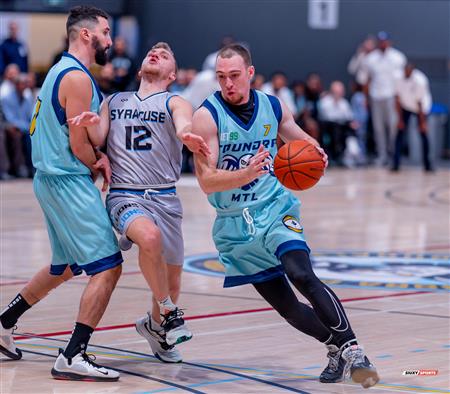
[213,189,310,287]
[33,172,123,276]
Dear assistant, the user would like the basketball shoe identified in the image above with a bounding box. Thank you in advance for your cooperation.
[135,313,182,363]
[160,308,192,346]
[51,349,120,381]
[0,325,22,360]
[342,345,379,388]
[319,344,345,383]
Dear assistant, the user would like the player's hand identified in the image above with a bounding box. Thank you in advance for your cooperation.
[93,151,111,192]
[245,144,271,180]
[181,132,211,158]
[68,111,100,127]
[314,146,329,169]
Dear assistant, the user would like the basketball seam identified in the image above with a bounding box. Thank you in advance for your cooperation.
[291,170,321,181]
[275,160,324,171]
[288,143,312,161]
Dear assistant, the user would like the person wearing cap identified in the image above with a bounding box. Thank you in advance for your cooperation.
[392,63,433,172]
[359,31,406,166]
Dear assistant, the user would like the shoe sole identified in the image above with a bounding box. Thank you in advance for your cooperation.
[351,368,380,388]
[166,333,193,346]
[0,344,22,360]
[319,377,344,383]
[51,368,119,382]
[135,323,183,363]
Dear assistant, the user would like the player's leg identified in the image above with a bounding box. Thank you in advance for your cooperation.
[281,249,379,387]
[126,217,191,346]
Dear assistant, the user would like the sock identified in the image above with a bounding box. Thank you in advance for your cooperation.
[63,322,94,359]
[158,296,176,314]
[0,294,31,329]
[340,339,358,351]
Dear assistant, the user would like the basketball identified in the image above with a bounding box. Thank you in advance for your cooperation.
[274,140,325,190]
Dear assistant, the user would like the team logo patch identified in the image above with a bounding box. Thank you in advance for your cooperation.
[282,215,303,233]
[183,251,450,292]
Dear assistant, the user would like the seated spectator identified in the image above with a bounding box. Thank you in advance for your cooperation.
[251,73,265,90]
[0,63,20,100]
[0,21,28,74]
[170,68,189,93]
[318,81,358,165]
[292,80,320,141]
[1,73,34,177]
[392,63,433,172]
[110,37,135,91]
[350,81,369,163]
[262,71,297,116]
[304,72,323,122]
[0,102,12,180]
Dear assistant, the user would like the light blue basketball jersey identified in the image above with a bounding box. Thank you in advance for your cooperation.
[30,52,103,175]
[203,90,283,213]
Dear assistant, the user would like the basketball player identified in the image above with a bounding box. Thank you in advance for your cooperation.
[0,10,191,379]
[192,44,380,389]
[67,42,209,362]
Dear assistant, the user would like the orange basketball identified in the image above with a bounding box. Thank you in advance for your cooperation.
[274,140,325,190]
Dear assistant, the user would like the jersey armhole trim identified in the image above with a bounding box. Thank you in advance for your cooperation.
[51,67,80,126]
[165,94,179,120]
[267,94,282,124]
[201,99,219,127]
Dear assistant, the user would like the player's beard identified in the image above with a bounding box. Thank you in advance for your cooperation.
[92,36,109,65]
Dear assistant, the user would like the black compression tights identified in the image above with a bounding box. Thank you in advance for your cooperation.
[281,250,356,347]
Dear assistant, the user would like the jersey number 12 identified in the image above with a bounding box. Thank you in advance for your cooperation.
[125,125,152,151]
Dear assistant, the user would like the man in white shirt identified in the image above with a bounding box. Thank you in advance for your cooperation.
[360,31,406,165]
[392,63,433,171]
[262,71,297,116]
[347,35,376,84]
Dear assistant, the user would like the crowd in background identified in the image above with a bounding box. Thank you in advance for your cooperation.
[0,21,441,180]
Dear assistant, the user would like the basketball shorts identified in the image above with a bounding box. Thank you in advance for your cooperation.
[106,188,184,266]
[33,172,123,276]
[213,189,310,287]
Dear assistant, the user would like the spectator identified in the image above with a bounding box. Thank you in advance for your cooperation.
[202,35,235,71]
[360,31,406,165]
[350,81,369,163]
[1,73,34,177]
[0,63,20,100]
[304,72,323,122]
[0,21,28,74]
[347,36,376,84]
[97,62,117,96]
[26,71,40,101]
[292,80,320,141]
[318,81,356,165]
[0,102,12,180]
[251,73,265,90]
[262,71,297,116]
[181,69,219,109]
[110,37,134,91]
[51,36,69,66]
[170,68,189,93]
[392,63,433,172]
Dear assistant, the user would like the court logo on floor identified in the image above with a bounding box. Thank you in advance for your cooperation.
[183,251,450,292]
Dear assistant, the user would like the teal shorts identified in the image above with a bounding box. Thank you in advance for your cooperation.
[33,172,123,276]
[213,189,310,287]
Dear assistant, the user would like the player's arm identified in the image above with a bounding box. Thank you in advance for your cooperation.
[277,99,328,167]
[60,70,98,172]
[67,96,111,148]
[192,107,270,194]
[169,96,210,157]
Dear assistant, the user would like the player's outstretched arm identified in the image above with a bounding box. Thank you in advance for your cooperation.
[192,107,270,194]
[67,98,110,148]
[60,70,98,173]
[170,96,210,157]
[277,99,328,167]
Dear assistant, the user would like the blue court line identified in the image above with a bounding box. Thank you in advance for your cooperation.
[135,377,244,393]
[376,354,393,359]
[442,344,450,348]
[300,365,321,370]
[410,349,427,353]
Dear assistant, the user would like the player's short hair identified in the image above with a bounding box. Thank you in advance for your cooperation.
[217,44,252,67]
[66,6,109,42]
[151,42,178,73]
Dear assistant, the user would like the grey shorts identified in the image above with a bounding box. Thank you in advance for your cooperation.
[106,189,184,266]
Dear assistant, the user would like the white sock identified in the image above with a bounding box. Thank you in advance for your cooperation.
[158,296,176,314]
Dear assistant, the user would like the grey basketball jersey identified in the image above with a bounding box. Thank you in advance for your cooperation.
[107,91,182,188]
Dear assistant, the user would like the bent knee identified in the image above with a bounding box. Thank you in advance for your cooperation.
[135,230,162,253]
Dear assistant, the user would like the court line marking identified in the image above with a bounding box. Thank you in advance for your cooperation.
[12,291,430,341]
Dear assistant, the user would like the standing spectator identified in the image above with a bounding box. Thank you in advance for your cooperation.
[251,73,265,90]
[97,62,117,96]
[1,73,34,177]
[0,21,28,74]
[0,102,12,180]
[347,36,376,84]
[304,73,323,122]
[262,71,297,116]
[110,37,134,91]
[360,31,406,166]
[350,81,369,163]
[202,35,235,71]
[318,81,356,165]
[392,63,433,172]
[0,63,20,100]
[170,68,189,93]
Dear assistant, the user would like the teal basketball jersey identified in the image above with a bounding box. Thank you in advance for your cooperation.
[30,52,103,175]
[203,90,283,213]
